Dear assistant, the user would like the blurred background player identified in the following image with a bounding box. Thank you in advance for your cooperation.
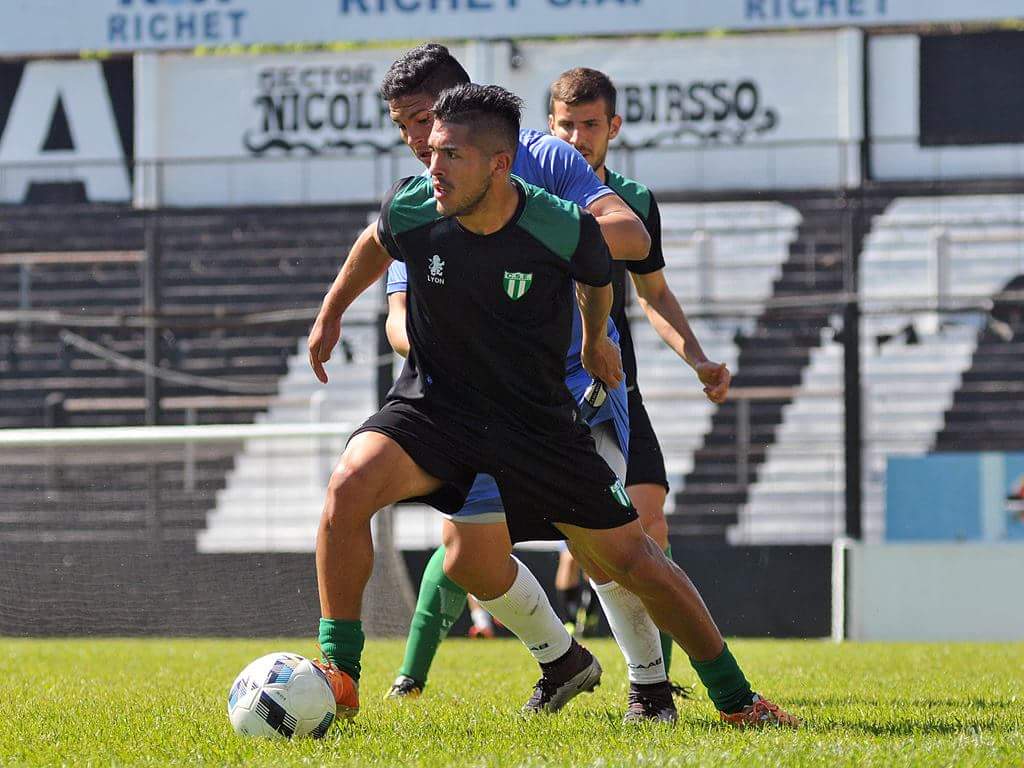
[466,596,496,639]
[555,544,599,637]
[548,66,731,689]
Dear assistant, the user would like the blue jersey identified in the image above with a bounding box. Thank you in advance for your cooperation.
[385,128,629,453]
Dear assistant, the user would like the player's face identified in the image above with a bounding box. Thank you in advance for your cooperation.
[548,99,621,172]
[389,92,437,166]
[428,120,495,218]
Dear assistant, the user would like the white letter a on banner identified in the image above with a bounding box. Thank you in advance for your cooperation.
[0,61,130,203]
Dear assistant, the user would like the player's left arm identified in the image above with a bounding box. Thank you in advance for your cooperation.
[572,212,623,389]
[629,197,731,404]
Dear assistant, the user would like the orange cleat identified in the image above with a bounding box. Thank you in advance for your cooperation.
[719,694,800,729]
[312,656,360,719]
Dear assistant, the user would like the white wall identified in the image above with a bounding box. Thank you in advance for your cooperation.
[870,35,1024,181]
[847,542,1024,641]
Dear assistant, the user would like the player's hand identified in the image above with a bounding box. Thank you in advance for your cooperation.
[582,335,623,390]
[308,314,341,384]
[696,360,731,404]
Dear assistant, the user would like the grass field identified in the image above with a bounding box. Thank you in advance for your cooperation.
[1,637,1021,767]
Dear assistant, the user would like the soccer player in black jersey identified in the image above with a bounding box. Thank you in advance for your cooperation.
[311,82,798,729]
[548,68,799,727]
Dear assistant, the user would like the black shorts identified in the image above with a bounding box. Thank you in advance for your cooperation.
[625,388,669,491]
[351,399,638,543]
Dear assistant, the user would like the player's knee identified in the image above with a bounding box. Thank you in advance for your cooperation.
[322,460,378,530]
[440,551,478,594]
[604,536,665,592]
[634,497,670,549]
[640,513,669,550]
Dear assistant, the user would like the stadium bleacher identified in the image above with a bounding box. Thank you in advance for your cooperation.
[669,193,890,539]
[5,192,1023,550]
[731,193,1024,544]
[0,203,369,542]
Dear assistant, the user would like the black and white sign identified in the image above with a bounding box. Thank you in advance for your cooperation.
[510,33,861,190]
[137,48,462,205]
[613,79,780,147]
[0,59,133,203]
[870,34,1024,182]
[243,63,398,156]
[2,0,1023,56]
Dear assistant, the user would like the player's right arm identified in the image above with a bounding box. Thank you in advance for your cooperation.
[308,219,392,384]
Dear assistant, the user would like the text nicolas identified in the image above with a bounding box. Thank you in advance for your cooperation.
[246,65,395,155]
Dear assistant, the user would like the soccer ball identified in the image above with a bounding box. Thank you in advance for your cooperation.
[227,652,336,739]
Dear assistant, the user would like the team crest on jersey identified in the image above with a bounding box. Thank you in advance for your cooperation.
[428,254,445,285]
[610,479,632,508]
[503,271,533,300]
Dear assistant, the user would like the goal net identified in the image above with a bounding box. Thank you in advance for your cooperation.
[0,423,417,638]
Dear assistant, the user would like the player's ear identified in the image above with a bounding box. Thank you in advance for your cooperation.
[608,114,623,142]
[492,148,513,176]
[547,113,556,135]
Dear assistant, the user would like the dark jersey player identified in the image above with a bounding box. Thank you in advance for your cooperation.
[308,82,799,730]
[547,66,734,692]
[314,43,660,720]
[377,47,662,719]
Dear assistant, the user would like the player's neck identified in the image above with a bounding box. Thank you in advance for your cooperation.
[456,177,520,236]
[594,163,608,184]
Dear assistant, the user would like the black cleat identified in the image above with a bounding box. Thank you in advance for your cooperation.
[623,681,678,724]
[522,641,602,714]
[384,674,423,701]
[669,681,695,700]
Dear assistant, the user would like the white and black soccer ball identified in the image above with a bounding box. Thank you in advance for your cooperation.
[227,652,336,739]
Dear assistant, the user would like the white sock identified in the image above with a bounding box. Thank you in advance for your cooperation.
[590,579,666,684]
[477,556,572,665]
[470,608,493,631]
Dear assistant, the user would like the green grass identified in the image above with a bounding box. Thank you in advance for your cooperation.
[0,638,1021,767]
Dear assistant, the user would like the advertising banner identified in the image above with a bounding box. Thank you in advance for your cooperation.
[0,59,133,203]
[136,47,465,205]
[2,0,1023,57]
[139,33,858,205]
[508,32,862,190]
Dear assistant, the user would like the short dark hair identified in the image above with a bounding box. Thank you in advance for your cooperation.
[380,43,471,102]
[549,67,617,120]
[433,84,522,155]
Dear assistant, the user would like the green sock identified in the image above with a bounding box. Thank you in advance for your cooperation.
[689,642,754,714]
[398,545,468,686]
[318,618,365,681]
[660,544,674,675]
